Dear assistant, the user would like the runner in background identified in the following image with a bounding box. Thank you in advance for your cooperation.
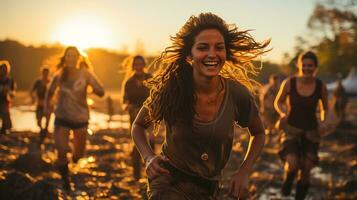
[0,60,16,135]
[30,66,52,145]
[121,55,153,180]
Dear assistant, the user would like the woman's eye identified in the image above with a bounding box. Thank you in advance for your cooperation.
[216,46,225,50]
[196,46,208,50]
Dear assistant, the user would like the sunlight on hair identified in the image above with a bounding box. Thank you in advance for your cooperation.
[53,15,116,50]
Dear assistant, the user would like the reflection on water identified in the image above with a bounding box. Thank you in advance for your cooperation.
[10,105,130,132]
[311,167,333,183]
[2,101,356,199]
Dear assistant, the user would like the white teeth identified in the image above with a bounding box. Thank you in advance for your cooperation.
[203,61,219,66]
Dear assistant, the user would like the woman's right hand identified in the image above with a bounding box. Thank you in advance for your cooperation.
[276,113,288,129]
[145,155,170,180]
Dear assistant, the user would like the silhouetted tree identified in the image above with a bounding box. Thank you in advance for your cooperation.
[295,0,357,77]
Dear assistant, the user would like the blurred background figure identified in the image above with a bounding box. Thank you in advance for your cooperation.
[0,60,16,135]
[30,66,52,146]
[260,74,280,135]
[45,46,105,191]
[274,51,328,200]
[333,79,348,123]
[121,55,153,180]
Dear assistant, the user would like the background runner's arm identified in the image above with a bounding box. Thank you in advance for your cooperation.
[45,75,59,109]
[274,78,290,118]
[87,70,105,97]
[29,81,37,103]
[319,83,329,122]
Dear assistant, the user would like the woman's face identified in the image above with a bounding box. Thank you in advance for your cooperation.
[132,57,145,72]
[64,49,80,68]
[188,29,226,79]
[299,58,317,78]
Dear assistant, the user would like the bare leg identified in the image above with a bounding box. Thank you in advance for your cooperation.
[54,125,71,190]
[282,154,299,196]
[295,157,314,200]
[72,127,87,163]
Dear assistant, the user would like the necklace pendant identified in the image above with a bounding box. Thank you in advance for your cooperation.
[201,152,209,161]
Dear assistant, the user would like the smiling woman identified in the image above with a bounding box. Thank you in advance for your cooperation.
[53,16,114,50]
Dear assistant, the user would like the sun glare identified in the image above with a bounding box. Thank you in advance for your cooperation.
[54,15,115,50]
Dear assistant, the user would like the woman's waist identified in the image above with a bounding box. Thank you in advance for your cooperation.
[161,161,219,189]
[54,108,89,122]
[162,145,223,180]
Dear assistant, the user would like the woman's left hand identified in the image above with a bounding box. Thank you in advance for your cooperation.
[229,167,250,199]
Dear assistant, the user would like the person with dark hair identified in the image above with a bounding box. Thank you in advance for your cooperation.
[0,60,16,135]
[131,13,269,199]
[30,67,52,145]
[260,74,280,135]
[274,51,328,200]
[45,46,105,191]
[121,55,153,180]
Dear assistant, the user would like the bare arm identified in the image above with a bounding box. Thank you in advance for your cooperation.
[241,116,266,172]
[230,115,265,198]
[30,81,37,103]
[8,79,16,99]
[131,106,169,179]
[122,80,131,111]
[274,78,290,118]
[131,106,155,162]
[319,83,329,122]
[87,70,105,97]
[45,75,59,110]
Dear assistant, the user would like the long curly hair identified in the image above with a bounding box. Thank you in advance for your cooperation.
[57,46,92,83]
[144,13,270,132]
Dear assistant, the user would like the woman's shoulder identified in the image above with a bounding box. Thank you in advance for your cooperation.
[79,67,96,78]
[51,71,61,81]
[280,76,295,89]
[226,78,253,98]
[284,76,295,83]
[315,77,324,84]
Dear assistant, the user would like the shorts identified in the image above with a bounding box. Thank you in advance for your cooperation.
[147,162,220,200]
[279,124,319,166]
[54,118,88,130]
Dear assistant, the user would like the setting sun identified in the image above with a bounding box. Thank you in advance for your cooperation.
[54,15,115,50]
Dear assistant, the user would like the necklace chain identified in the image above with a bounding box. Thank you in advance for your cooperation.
[200,77,224,161]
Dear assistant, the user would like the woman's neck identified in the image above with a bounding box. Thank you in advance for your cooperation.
[194,76,221,94]
[298,74,315,84]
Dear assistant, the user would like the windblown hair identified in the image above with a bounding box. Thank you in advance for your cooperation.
[57,46,91,83]
[144,12,270,132]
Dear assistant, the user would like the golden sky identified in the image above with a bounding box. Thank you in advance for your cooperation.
[0,0,316,63]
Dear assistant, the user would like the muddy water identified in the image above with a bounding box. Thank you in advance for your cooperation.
[0,93,356,199]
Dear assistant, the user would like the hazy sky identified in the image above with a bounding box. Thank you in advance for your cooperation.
[0,0,316,63]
